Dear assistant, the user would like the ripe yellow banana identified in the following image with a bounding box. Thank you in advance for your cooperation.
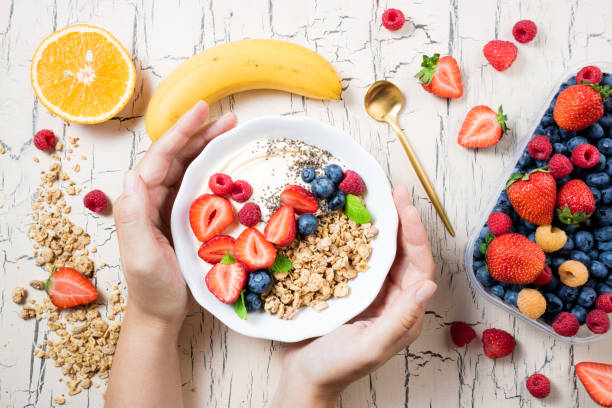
[145,39,342,140]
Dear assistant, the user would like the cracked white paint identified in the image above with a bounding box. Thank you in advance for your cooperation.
[1,0,612,407]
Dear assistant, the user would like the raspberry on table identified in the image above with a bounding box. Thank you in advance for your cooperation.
[517,288,547,319]
[576,65,603,85]
[572,143,600,168]
[596,293,612,313]
[33,129,57,151]
[208,173,233,195]
[535,225,567,253]
[83,189,108,213]
[339,170,366,195]
[558,260,589,287]
[525,373,550,399]
[238,202,261,227]
[586,309,610,334]
[481,328,515,359]
[552,312,580,337]
[532,265,552,286]
[450,321,477,347]
[487,212,512,235]
[512,20,537,44]
[527,135,552,160]
[382,8,405,31]
[231,180,253,202]
[548,154,574,179]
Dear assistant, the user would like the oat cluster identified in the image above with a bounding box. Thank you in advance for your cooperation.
[263,211,377,319]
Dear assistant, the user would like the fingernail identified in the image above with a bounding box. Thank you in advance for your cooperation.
[415,281,437,307]
[123,171,138,195]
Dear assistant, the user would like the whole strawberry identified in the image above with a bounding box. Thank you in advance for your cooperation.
[556,179,596,226]
[506,169,556,225]
[486,233,545,284]
[553,83,611,131]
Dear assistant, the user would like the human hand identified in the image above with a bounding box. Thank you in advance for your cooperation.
[270,185,437,408]
[113,101,237,335]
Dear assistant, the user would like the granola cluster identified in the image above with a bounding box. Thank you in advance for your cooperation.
[263,211,378,319]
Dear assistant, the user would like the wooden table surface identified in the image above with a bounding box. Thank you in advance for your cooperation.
[1,0,611,407]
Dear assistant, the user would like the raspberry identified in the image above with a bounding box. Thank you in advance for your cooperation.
[33,129,57,151]
[481,328,515,359]
[381,8,405,31]
[548,154,574,179]
[231,180,253,203]
[532,265,552,286]
[83,189,108,213]
[527,135,552,160]
[517,288,547,319]
[552,312,580,337]
[450,321,477,347]
[525,373,551,399]
[208,173,233,195]
[339,170,366,195]
[487,212,512,235]
[558,260,589,287]
[596,293,612,313]
[586,309,610,334]
[512,20,538,44]
[238,202,261,227]
[535,225,567,253]
[576,65,602,85]
[572,143,600,168]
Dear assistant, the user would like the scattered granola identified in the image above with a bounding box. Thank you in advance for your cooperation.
[53,395,66,405]
[30,279,46,290]
[12,286,26,304]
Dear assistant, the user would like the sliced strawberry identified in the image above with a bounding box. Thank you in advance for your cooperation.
[416,54,463,99]
[189,194,234,242]
[198,235,236,264]
[458,105,508,148]
[576,362,612,407]
[264,204,297,247]
[234,227,277,271]
[45,267,98,309]
[205,262,246,303]
[280,185,318,214]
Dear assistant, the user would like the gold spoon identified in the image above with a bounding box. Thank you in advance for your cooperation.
[364,80,455,237]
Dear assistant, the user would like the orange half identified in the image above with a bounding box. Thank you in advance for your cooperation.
[31,24,136,124]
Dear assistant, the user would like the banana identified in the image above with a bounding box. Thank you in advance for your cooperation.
[145,39,342,140]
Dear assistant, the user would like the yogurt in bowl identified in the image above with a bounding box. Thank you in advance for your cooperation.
[171,116,398,342]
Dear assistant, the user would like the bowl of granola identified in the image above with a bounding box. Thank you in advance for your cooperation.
[171,116,398,342]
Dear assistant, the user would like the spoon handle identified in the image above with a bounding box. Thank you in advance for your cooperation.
[388,120,455,237]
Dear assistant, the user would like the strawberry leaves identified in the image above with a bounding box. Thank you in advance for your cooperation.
[415,53,440,85]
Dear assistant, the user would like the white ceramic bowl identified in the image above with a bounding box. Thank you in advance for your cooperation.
[171,116,398,342]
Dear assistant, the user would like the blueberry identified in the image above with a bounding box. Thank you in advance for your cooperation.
[574,231,594,251]
[557,176,572,187]
[499,282,511,289]
[327,190,346,211]
[597,154,608,171]
[598,138,612,155]
[592,187,603,204]
[310,177,335,198]
[586,123,605,140]
[602,187,612,204]
[557,285,578,302]
[473,241,484,260]
[490,285,505,298]
[594,206,612,226]
[586,172,610,188]
[297,214,318,236]
[528,232,536,242]
[567,136,588,152]
[600,114,612,132]
[591,260,608,280]
[560,130,577,140]
[497,191,511,207]
[515,225,529,236]
[600,251,612,267]
[585,279,598,289]
[473,260,485,270]
[607,275,612,287]
[517,151,533,169]
[551,257,566,270]
[577,286,598,307]
[545,293,564,314]
[570,250,591,265]
[564,302,575,312]
[605,161,612,177]
[598,241,612,252]
[247,270,273,294]
[301,167,316,183]
[522,219,538,231]
[324,164,344,184]
[558,236,575,254]
[541,114,555,127]
[543,275,560,292]
[589,249,600,261]
[244,292,262,312]
[570,305,588,324]
[504,290,519,306]
[543,312,561,326]
[566,77,578,86]
[595,226,612,242]
[545,256,552,266]
[553,142,569,156]
[479,226,491,240]
[545,127,562,143]
[597,283,612,295]
[475,266,495,287]
[535,160,548,168]
[602,75,612,89]
[564,225,579,234]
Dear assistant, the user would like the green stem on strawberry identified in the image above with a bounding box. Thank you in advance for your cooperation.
[506,166,549,189]
[496,106,509,133]
[580,81,612,102]
[556,205,591,227]
[414,53,440,85]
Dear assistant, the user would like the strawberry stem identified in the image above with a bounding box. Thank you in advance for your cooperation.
[506,167,549,188]
[44,266,57,293]
[414,53,440,86]
[582,80,612,102]
[497,105,509,133]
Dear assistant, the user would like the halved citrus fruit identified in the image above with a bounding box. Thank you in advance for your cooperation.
[31,24,136,124]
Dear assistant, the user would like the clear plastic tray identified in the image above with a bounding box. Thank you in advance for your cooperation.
[465,60,612,344]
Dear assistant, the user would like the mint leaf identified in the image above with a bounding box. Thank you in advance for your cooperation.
[234,290,247,320]
[269,253,293,274]
[220,252,236,264]
[345,194,371,224]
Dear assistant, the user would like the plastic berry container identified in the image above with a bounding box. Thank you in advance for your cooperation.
[465,60,612,344]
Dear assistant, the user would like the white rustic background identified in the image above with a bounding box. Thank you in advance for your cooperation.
[1,0,611,407]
